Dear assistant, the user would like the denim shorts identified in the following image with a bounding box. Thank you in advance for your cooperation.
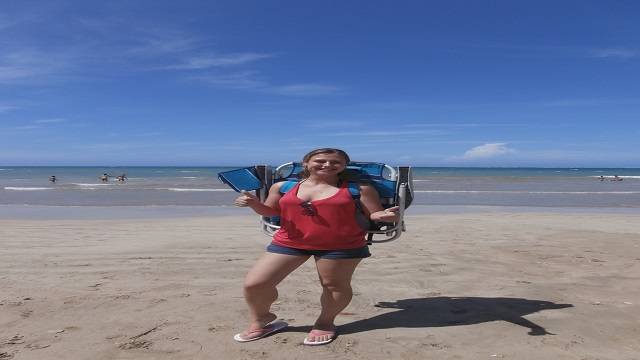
[266,242,371,259]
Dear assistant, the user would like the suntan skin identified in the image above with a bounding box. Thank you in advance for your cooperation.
[235,150,399,344]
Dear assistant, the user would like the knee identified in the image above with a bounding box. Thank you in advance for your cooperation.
[243,277,273,294]
[243,278,261,292]
[319,279,352,293]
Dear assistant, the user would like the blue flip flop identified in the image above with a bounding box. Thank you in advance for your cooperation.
[233,321,288,342]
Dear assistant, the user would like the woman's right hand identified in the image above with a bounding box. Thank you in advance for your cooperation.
[235,190,259,207]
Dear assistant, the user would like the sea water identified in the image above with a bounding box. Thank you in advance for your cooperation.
[1,166,639,219]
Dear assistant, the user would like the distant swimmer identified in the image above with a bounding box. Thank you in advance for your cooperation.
[116,173,127,182]
[613,175,623,181]
[49,175,58,183]
[100,173,109,182]
[599,176,604,181]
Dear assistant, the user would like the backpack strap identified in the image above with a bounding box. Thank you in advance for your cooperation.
[347,182,362,211]
[280,181,360,203]
[279,181,297,194]
[348,182,382,245]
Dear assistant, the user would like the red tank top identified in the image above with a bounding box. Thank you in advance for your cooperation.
[272,182,367,250]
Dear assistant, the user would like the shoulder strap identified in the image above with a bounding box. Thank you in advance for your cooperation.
[280,181,360,202]
[347,182,360,198]
[279,181,297,194]
[347,182,377,244]
[347,182,363,211]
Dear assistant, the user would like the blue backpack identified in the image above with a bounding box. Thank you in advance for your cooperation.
[218,161,412,244]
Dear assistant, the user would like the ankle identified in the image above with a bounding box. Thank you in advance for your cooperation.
[248,313,278,329]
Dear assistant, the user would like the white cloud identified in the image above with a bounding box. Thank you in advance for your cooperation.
[463,143,514,158]
[305,120,366,129]
[267,84,345,96]
[0,105,20,112]
[460,143,515,159]
[335,129,443,136]
[8,125,39,130]
[196,71,266,89]
[0,50,66,83]
[165,53,276,70]
[34,118,65,124]
[196,74,345,96]
[591,48,639,59]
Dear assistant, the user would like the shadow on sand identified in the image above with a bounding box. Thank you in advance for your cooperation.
[339,296,573,336]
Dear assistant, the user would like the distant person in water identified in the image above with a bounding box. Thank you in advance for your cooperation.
[100,173,109,182]
[49,175,58,183]
[116,173,127,182]
[613,175,623,181]
[599,176,604,181]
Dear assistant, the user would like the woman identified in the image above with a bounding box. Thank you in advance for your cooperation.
[233,148,399,345]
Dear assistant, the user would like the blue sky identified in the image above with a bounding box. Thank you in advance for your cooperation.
[1,0,639,167]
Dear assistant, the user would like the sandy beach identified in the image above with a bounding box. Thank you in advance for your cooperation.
[1,212,639,360]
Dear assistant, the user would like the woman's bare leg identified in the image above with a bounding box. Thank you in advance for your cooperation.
[308,257,362,342]
[237,252,310,340]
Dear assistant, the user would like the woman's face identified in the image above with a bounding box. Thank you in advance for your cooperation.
[304,152,347,177]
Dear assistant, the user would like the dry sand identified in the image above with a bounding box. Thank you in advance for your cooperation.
[1,212,639,360]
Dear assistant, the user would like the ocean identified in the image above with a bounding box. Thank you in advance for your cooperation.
[1,166,639,219]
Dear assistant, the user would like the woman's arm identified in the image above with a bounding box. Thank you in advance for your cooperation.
[235,183,283,217]
[358,184,400,222]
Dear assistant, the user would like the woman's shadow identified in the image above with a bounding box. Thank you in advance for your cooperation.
[338,296,573,336]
